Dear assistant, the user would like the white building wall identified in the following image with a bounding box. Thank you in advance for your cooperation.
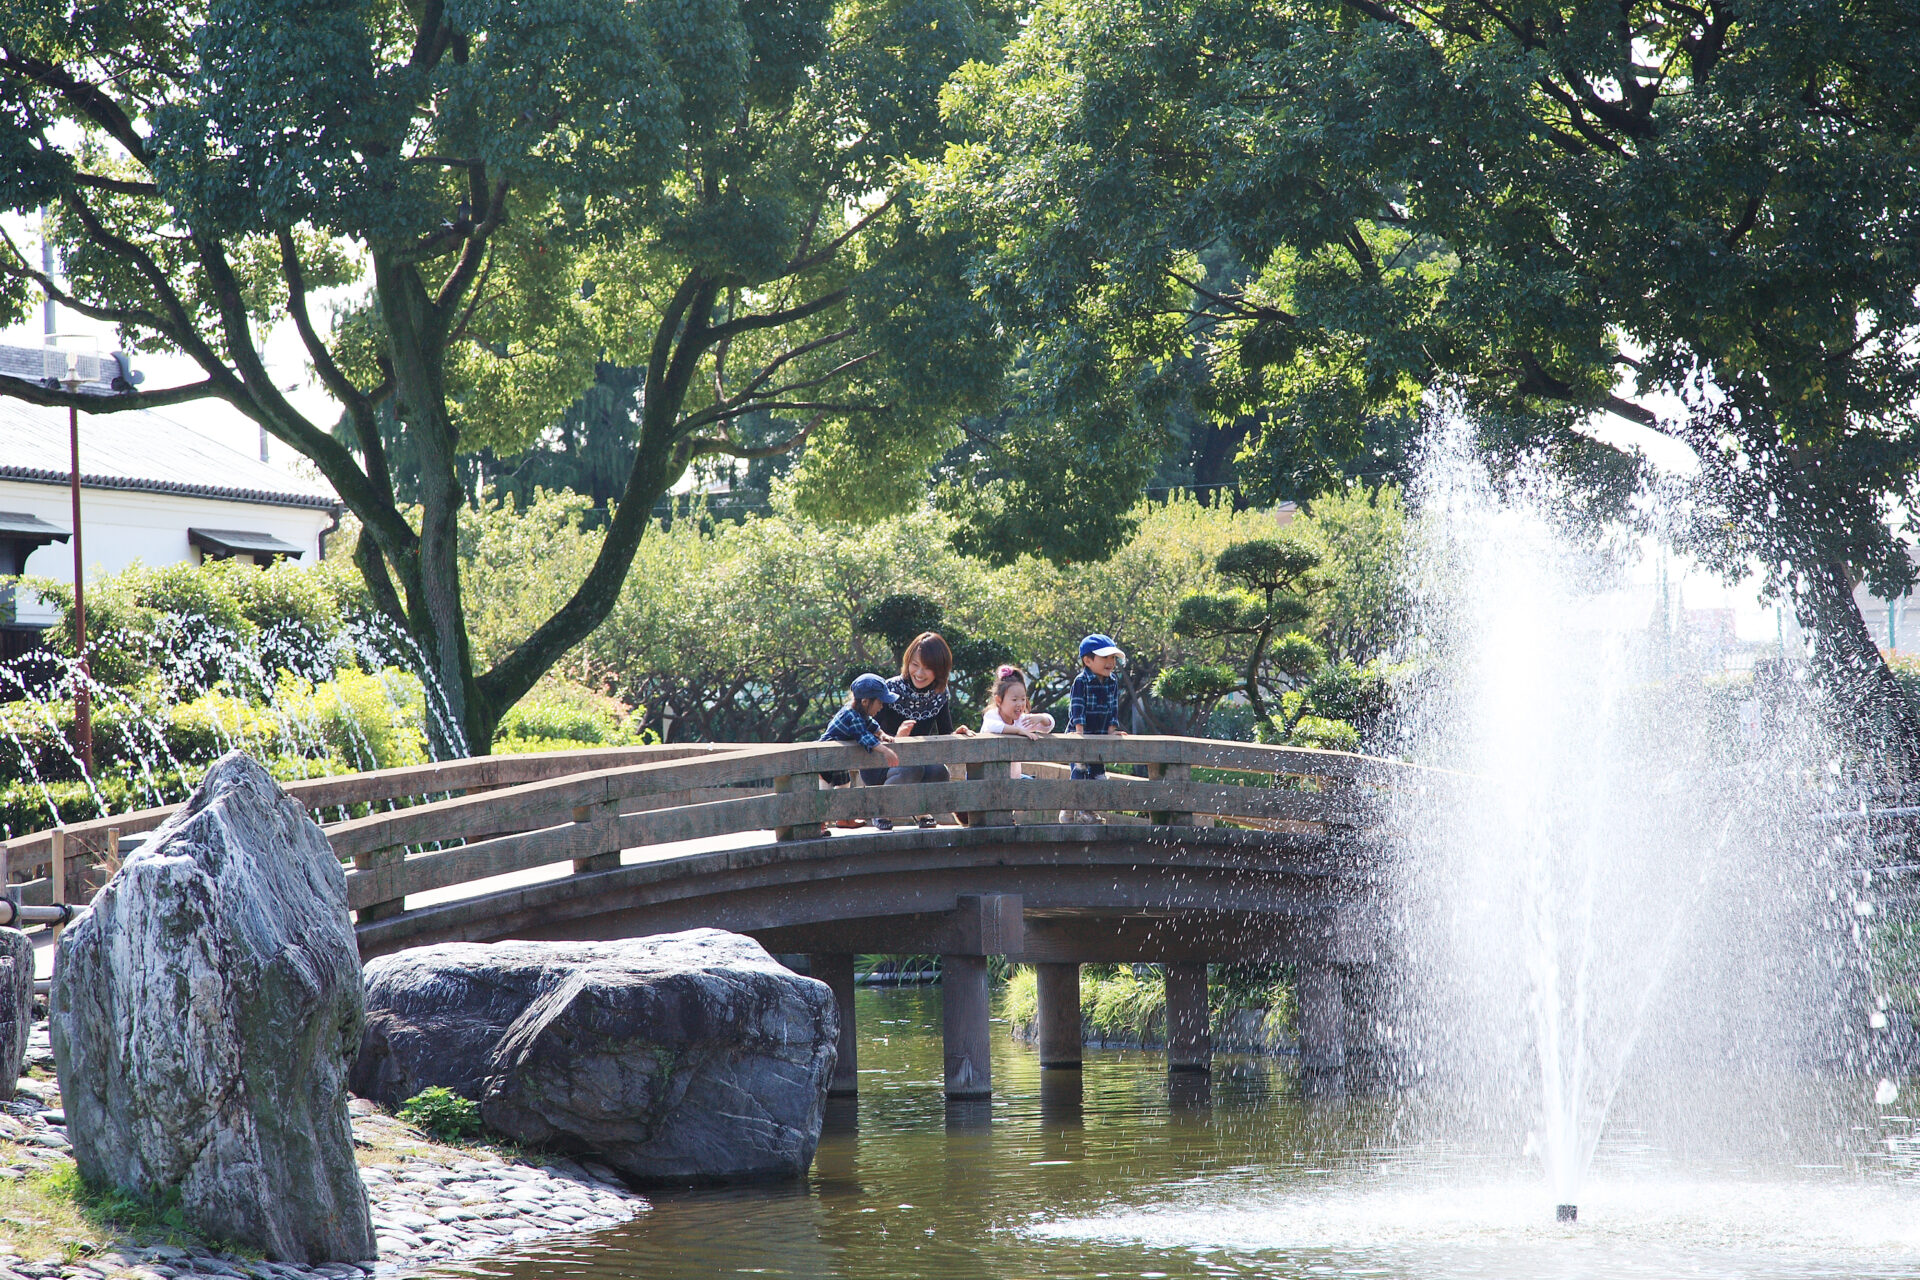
[0,477,337,627]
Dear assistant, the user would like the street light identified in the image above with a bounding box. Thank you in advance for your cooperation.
[42,336,100,777]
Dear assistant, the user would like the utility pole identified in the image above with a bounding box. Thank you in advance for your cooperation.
[40,209,54,339]
[58,355,93,777]
[42,221,95,774]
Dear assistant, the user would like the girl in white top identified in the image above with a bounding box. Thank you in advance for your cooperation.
[980,666,1055,778]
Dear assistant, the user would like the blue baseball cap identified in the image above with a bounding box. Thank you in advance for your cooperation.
[1079,634,1125,660]
[850,673,897,703]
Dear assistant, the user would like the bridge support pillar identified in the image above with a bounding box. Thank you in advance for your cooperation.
[1299,961,1346,1072]
[811,953,860,1096]
[1035,963,1082,1068]
[1166,962,1210,1072]
[942,954,993,1099]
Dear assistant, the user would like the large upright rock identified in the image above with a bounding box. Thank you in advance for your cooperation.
[353,931,837,1183]
[0,928,33,1099]
[51,752,374,1263]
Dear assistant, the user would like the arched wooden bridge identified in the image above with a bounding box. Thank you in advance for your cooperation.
[5,736,1442,1098]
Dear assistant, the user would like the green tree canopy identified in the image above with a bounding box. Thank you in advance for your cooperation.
[920,0,1920,774]
[1,0,1011,753]
[1166,534,1321,722]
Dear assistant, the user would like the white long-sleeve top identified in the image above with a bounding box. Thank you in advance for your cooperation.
[980,706,1054,778]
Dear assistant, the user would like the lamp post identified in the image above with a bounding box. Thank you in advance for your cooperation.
[44,340,99,776]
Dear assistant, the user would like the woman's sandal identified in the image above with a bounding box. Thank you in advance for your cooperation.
[832,818,867,828]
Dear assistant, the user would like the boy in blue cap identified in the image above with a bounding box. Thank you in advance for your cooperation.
[1064,634,1127,822]
[819,672,901,824]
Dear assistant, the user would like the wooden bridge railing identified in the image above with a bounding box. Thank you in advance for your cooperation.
[6,735,1442,927]
[325,735,1415,922]
[0,743,743,909]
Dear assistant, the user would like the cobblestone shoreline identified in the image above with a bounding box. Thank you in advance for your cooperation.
[2,1025,645,1280]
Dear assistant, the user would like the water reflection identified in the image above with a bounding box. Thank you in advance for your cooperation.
[420,987,1920,1280]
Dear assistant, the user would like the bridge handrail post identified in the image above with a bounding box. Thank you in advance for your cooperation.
[964,761,1013,827]
[1146,762,1195,826]
[50,829,66,942]
[572,801,623,872]
[773,773,825,841]
[355,840,407,922]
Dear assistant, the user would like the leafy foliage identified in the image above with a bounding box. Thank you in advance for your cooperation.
[0,0,1013,755]
[456,486,1343,740]
[920,0,1920,772]
[1002,962,1298,1045]
[494,681,655,754]
[1165,533,1321,723]
[397,1087,485,1144]
[854,592,1014,704]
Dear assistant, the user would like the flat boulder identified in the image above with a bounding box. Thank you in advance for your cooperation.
[354,931,837,1183]
[51,752,374,1263]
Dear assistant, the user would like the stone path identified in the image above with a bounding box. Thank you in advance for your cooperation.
[3,1025,645,1280]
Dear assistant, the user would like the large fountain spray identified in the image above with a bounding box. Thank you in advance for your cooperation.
[1388,425,1860,1219]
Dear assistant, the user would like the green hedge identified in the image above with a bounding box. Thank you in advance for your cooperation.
[1002,962,1296,1044]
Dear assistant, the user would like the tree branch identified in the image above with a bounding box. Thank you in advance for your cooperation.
[781,196,894,278]
[700,287,851,347]
[716,324,859,406]
[279,228,373,416]
[1169,267,1299,325]
[71,172,159,197]
[686,412,824,460]
[431,174,510,327]
[1334,0,1420,30]
[1,51,151,164]
[1604,393,1659,427]
[0,224,171,333]
[0,373,223,412]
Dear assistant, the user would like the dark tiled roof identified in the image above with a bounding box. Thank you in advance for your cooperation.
[0,396,341,511]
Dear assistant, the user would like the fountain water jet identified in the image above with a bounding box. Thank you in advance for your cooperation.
[1385,422,1860,1217]
[0,609,472,834]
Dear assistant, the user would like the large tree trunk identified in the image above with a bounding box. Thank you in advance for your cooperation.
[1793,556,1920,784]
[374,258,489,759]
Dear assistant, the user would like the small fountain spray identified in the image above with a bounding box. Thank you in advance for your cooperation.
[1,608,473,831]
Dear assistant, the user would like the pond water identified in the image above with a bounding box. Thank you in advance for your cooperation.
[424,987,1920,1280]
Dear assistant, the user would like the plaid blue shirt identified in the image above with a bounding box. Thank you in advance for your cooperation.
[820,704,883,751]
[1069,668,1121,733]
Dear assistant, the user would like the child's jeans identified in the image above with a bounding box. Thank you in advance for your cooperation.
[1073,718,1114,779]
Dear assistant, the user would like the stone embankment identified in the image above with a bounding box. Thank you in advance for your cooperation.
[2,1024,645,1279]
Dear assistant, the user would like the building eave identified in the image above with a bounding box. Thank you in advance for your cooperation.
[0,464,344,512]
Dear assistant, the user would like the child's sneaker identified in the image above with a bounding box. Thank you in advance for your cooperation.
[1058,809,1104,824]
[873,817,894,831]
